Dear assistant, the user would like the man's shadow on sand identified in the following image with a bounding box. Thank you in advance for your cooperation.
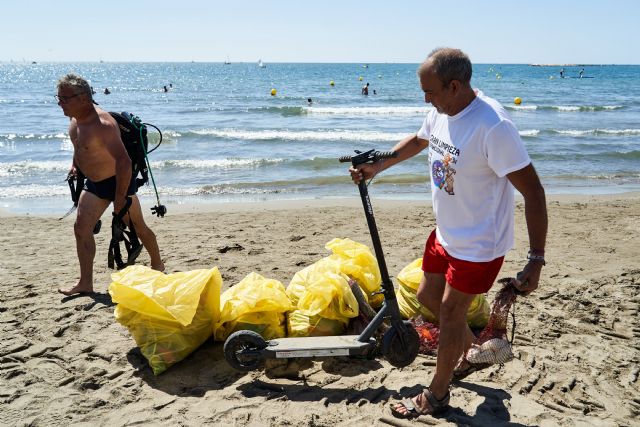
[443,381,531,427]
[125,342,531,425]
[60,291,116,311]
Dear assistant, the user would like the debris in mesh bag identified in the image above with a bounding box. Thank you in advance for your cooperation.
[476,278,520,344]
[411,316,440,355]
[466,337,514,364]
[411,278,521,358]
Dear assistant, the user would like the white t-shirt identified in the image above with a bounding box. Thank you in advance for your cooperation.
[417,91,531,262]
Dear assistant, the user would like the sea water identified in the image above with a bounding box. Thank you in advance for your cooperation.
[1,62,639,214]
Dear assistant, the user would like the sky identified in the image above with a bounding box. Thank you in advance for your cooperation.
[3,0,639,64]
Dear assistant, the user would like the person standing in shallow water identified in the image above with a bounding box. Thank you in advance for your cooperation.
[349,48,547,418]
[56,73,164,296]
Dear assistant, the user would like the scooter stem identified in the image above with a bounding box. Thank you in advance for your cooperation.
[357,180,396,301]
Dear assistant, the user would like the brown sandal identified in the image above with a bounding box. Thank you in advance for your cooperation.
[389,387,450,419]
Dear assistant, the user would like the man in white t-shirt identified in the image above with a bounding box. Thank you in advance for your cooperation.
[349,48,547,418]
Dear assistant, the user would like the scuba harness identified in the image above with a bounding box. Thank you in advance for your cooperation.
[108,197,143,270]
[61,111,166,269]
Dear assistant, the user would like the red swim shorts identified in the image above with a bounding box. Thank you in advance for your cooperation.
[421,229,504,294]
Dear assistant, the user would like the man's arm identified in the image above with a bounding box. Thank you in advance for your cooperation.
[506,163,548,295]
[101,120,132,213]
[349,133,428,183]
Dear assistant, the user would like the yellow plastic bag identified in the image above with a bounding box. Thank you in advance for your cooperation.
[287,310,346,337]
[288,260,359,325]
[109,265,222,375]
[213,272,293,341]
[395,258,490,328]
[289,238,383,310]
[324,238,381,297]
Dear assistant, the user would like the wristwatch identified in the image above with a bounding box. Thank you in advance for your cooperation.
[527,249,546,266]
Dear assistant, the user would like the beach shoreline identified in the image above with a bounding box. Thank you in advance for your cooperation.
[1,193,638,425]
[2,190,640,218]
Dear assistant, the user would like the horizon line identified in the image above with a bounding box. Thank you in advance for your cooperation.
[2,60,638,66]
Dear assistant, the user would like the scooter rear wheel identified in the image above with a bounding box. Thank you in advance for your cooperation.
[381,321,420,368]
[223,330,267,371]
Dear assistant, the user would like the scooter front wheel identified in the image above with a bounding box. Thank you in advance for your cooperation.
[381,321,420,368]
[223,330,267,371]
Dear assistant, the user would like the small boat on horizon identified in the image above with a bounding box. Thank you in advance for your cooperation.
[258,59,266,68]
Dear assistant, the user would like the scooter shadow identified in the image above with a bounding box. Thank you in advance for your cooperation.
[238,378,397,405]
[262,356,384,379]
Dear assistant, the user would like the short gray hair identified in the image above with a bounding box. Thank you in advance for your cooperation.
[56,73,93,98]
[417,48,472,87]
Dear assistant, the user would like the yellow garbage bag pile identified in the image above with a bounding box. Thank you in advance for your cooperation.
[396,258,490,328]
[109,265,222,375]
[323,238,384,307]
[213,272,293,341]
[286,238,375,337]
[287,260,359,337]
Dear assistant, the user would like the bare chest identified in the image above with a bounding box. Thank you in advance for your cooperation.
[71,124,115,178]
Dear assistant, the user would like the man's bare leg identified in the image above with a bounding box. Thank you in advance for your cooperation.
[418,272,476,349]
[428,285,476,398]
[128,196,164,271]
[393,278,475,416]
[416,272,445,319]
[59,191,109,295]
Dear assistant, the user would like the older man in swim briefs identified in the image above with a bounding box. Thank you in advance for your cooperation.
[56,73,164,296]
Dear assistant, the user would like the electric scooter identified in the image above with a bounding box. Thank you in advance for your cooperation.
[223,150,420,371]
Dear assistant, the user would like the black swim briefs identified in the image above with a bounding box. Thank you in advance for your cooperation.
[84,175,137,201]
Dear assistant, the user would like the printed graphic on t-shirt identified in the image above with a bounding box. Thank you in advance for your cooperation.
[429,134,458,195]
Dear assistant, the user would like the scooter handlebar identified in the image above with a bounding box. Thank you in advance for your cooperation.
[375,151,398,160]
[338,150,398,165]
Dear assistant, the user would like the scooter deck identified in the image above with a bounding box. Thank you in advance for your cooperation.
[263,335,376,358]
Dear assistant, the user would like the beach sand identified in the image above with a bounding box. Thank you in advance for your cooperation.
[1,194,639,426]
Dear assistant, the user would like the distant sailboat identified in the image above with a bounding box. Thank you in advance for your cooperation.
[224,55,231,65]
[258,59,266,68]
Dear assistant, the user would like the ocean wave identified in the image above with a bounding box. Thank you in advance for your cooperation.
[190,128,407,142]
[518,128,640,138]
[551,129,640,136]
[533,150,640,161]
[305,106,432,116]
[0,133,68,142]
[549,172,640,181]
[519,129,540,137]
[0,160,70,177]
[154,185,294,196]
[0,184,70,198]
[0,158,286,176]
[506,105,623,112]
[156,158,284,169]
[247,106,306,116]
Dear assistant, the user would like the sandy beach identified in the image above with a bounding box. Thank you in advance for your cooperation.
[1,193,639,426]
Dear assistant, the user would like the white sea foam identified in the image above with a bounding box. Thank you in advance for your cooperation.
[154,158,284,169]
[509,105,538,111]
[0,184,69,198]
[556,106,581,112]
[519,129,540,137]
[305,106,432,116]
[0,183,288,199]
[191,128,407,142]
[555,129,640,136]
[0,160,70,176]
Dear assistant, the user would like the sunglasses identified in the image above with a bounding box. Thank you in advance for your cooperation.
[55,93,82,103]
